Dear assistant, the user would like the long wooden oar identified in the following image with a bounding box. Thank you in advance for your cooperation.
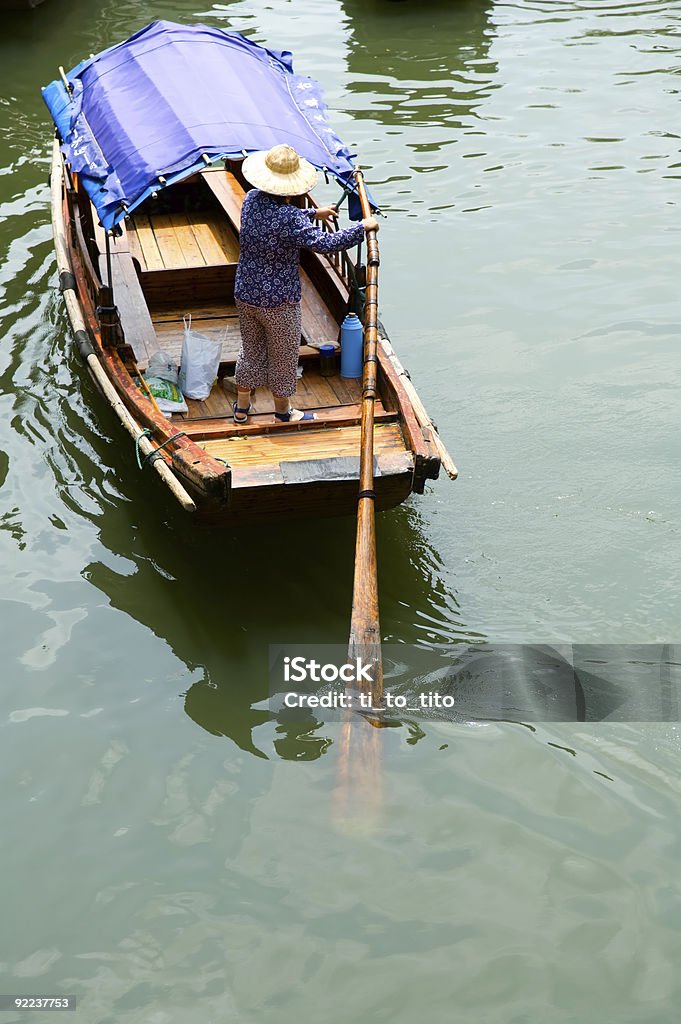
[347,169,383,708]
[334,172,385,834]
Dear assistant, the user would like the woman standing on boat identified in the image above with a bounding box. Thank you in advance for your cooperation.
[233,144,378,423]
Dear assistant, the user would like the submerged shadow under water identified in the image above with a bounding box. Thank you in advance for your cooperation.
[69,363,467,757]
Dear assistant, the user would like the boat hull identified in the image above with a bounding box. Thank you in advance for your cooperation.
[196,473,414,524]
[50,141,446,522]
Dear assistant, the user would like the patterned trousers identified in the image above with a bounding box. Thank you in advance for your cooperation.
[234,299,302,398]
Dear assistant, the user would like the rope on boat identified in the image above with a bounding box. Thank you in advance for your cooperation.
[134,428,154,469]
[135,430,188,470]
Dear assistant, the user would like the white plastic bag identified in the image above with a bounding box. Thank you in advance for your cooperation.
[179,315,222,400]
[147,350,179,385]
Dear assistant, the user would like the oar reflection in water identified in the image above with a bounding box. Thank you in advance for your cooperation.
[272,642,681,831]
[333,711,387,836]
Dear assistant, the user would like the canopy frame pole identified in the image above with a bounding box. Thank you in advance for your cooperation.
[104,231,113,293]
[97,230,118,348]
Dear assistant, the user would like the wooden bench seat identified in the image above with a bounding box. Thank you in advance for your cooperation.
[109,254,161,369]
[92,228,159,369]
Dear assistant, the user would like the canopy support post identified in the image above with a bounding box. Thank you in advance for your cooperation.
[105,230,113,292]
[97,230,119,348]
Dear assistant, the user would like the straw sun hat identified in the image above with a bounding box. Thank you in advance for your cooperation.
[242,144,318,196]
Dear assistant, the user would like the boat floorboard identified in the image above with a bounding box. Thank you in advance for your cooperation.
[130,210,240,270]
[148,303,328,363]
[171,367,364,422]
[181,402,397,439]
[148,303,338,367]
[151,312,242,367]
[200,421,408,475]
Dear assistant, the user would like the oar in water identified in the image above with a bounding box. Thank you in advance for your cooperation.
[347,168,383,709]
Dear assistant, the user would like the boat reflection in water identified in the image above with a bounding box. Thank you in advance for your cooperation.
[340,0,498,129]
[78,401,465,760]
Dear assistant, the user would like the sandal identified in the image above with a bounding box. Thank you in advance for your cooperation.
[274,408,315,423]
[232,400,252,424]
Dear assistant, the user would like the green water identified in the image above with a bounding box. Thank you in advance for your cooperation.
[2,0,681,1020]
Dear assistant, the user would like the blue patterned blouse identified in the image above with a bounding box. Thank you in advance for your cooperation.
[234,189,365,308]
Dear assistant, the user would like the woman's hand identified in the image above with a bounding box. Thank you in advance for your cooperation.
[313,206,339,224]
[362,216,379,233]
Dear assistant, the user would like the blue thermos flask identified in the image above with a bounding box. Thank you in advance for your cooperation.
[340,313,364,379]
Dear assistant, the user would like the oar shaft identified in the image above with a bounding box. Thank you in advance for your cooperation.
[348,170,382,702]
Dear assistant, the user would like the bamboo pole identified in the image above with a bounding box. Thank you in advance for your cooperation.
[347,170,382,706]
[49,139,196,513]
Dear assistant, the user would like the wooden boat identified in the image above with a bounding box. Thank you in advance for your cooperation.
[46,21,455,521]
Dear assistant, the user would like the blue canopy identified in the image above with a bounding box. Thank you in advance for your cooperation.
[43,21,361,230]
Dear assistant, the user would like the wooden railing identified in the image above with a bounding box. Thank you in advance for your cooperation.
[301,193,357,291]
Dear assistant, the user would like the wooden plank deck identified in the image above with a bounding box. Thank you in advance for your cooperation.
[133,213,164,270]
[169,368,364,423]
[152,315,242,367]
[148,303,329,379]
[129,209,240,271]
[200,421,407,468]
[181,401,397,439]
[199,419,413,516]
